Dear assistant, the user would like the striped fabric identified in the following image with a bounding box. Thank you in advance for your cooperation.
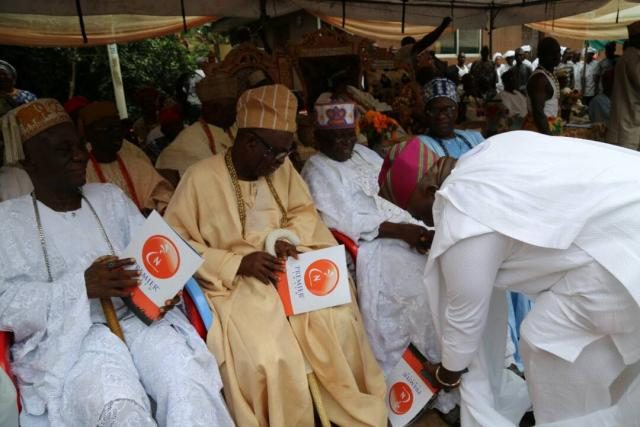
[378,137,438,209]
[236,84,298,132]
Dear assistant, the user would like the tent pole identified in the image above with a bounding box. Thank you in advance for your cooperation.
[107,44,128,119]
[488,6,495,53]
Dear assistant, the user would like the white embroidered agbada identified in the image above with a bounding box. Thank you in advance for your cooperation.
[301,144,457,412]
[0,183,234,427]
[425,131,640,426]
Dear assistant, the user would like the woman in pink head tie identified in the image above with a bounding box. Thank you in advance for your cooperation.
[378,137,447,225]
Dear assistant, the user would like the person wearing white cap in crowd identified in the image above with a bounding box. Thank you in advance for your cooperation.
[0,98,235,427]
[520,45,533,68]
[164,84,388,427]
[504,50,516,70]
[300,102,459,416]
[607,20,640,149]
[556,47,576,89]
[575,46,599,105]
[493,52,506,91]
[156,71,239,176]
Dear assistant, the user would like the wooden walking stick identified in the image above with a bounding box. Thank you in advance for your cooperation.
[100,298,125,341]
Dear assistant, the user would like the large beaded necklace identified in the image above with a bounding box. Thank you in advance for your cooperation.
[224,149,288,238]
[538,67,560,97]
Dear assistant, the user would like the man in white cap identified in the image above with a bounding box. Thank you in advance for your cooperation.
[0,99,234,427]
[164,84,388,427]
[156,71,239,176]
[504,50,516,70]
[520,44,533,68]
[607,20,640,149]
[575,46,599,105]
[556,47,576,89]
[300,102,454,410]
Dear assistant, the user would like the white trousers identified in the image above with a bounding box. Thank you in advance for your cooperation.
[519,261,640,425]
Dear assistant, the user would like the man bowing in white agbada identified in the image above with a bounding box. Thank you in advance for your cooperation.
[0,99,234,427]
[413,131,640,426]
[300,101,458,413]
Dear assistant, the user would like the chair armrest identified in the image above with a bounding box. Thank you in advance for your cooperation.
[0,330,20,412]
[330,229,359,261]
[184,278,213,333]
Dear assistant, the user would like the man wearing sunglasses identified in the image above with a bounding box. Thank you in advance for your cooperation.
[165,85,387,427]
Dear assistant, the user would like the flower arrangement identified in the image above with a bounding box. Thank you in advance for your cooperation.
[359,111,399,143]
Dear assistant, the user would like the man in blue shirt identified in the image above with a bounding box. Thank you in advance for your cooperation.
[416,78,484,158]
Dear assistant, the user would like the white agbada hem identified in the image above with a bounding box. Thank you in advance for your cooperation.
[425,131,640,426]
[0,184,234,427]
[301,144,457,413]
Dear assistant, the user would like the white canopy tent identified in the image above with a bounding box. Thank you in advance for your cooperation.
[0,0,616,48]
[527,0,640,40]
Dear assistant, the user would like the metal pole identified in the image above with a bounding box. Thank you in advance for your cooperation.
[107,44,128,119]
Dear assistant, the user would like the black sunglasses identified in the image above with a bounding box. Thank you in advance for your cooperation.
[248,131,294,161]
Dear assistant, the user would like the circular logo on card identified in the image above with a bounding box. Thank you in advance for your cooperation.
[304,259,339,296]
[389,382,413,415]
[142,235,180,279]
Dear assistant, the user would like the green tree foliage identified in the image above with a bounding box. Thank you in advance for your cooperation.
[0,29,213,112]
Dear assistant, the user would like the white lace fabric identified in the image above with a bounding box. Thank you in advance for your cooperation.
[301,145,457,412]
[0,184,233,427]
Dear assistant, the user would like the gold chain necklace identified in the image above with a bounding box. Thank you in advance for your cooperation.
[224,150,288,238]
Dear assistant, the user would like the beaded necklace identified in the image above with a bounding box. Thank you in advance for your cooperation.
[537,67,560,98]
[224,150,287,238]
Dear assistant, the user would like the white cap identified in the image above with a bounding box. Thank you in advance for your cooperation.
[493,52,503,61]
[521,45,532,52]
[583,46,596,55]
[560,46,567,55]
[504,50,515,58]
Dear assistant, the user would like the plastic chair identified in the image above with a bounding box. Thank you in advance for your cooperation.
[183,277,213,340]
[0,277,214,413]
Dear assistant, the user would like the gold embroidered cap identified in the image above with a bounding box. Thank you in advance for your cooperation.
[236,84,297,132]
[14,98,72,142]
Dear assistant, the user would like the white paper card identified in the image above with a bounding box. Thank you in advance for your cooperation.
[276,245,351,316]
[122,211,203,323]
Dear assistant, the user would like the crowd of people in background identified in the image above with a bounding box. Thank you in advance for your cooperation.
[0,17,639,427]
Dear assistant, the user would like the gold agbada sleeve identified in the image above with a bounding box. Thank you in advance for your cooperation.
[162,158,244,292]
[164,154,387,427]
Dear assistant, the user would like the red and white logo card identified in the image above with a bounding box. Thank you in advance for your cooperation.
[122,211,203,324]
[276,245,351,316]
[386,345,440,427]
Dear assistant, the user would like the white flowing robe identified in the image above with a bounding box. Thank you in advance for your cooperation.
[425,131,640,426]
[0,184,233,427]
[301,145,457,412]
